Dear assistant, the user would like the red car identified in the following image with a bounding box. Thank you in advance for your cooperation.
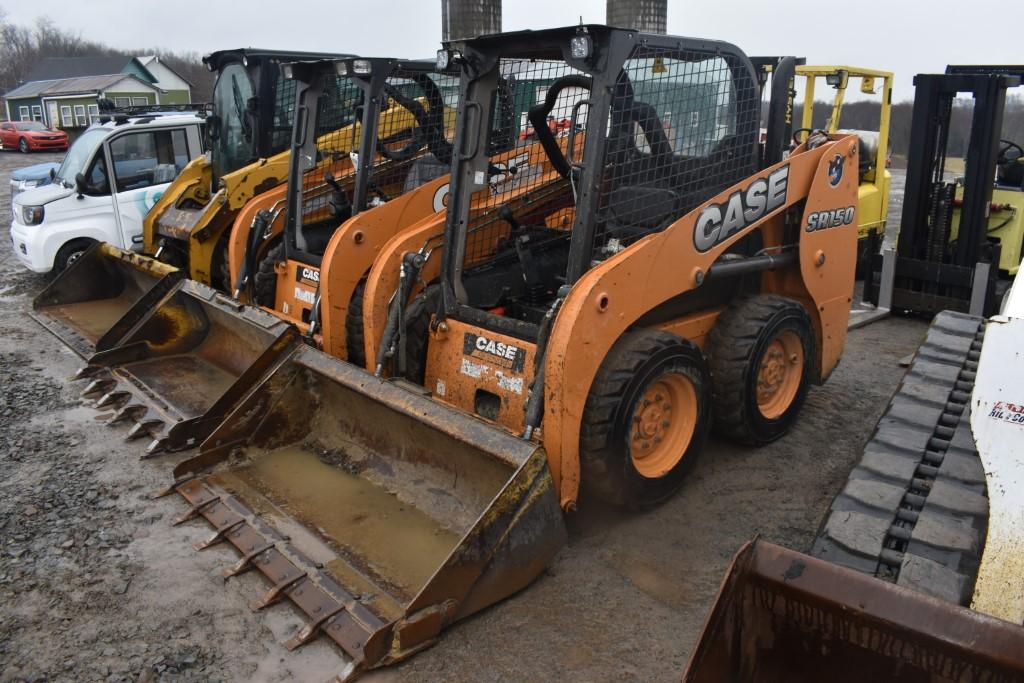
[0,120,69,153]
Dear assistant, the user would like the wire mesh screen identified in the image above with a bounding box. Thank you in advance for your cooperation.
[590,46,758,264]
[365,70,457,203]
[460,58,581,269]
[292,74,363,255]
[269,73,299,153]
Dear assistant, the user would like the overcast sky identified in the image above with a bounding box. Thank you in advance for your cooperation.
[4,0,1022,101]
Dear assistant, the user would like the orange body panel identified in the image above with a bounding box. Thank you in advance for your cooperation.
[540,137,859,508]
[319,174,452,361]
[423,318,537,433]
[655,308,724,350]
[361,141,571,368]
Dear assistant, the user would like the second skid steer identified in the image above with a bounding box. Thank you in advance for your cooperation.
[161,26,861,677]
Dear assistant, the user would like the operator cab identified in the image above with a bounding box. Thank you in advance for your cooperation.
[432,26,760,335]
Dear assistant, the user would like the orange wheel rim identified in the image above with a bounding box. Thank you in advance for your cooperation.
[756,330,804,419]
[630,374,697,478]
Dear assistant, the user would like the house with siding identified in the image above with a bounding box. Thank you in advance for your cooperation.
[2,55,192,139]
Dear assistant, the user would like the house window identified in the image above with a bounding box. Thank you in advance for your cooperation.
[114,97,131,108]
[60,106,73,127]
[73,105,87,126]
[18,106,30,121]
[31,105,42,121]
[88,104,100,124]
[132,96,149,106]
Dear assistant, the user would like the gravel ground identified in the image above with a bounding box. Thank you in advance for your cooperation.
[0,152,927,682]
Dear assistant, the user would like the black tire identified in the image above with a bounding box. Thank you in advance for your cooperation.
[579,330,711,510]
[401,284,440,384]
[19,138,29,154]
[253,242,284,308]
[53,238,97,274]
[707,295,815,446]
[346,280,366,368]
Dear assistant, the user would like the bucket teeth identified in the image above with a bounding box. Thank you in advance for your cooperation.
[82,379,115,397]
[285,605,347,651]
[250,571,308,611]
[126,420,163,441]
[72,365,102,381]
[194,518,246,551]
[222,542,274,579]
[107,404,147,425]
[96,390,131,409]
[142,437,168,459]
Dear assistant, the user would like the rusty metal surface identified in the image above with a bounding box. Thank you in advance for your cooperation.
[74,279,298,455]
[684,539,1024,682]
[31,243,182,358]
[168,344,566,676]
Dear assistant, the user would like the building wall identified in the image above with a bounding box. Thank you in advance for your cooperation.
[159,90,191,105]
[7,96,45,122]
[142,61,191,94]
[101,86,161,107]
[50,95,101,130]
[122,60,157,84]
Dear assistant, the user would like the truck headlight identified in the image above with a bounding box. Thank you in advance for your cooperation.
[21,205,44,225]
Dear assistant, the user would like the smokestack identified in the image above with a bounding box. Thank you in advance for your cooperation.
[441,0,502,42]
[606,0,667,34]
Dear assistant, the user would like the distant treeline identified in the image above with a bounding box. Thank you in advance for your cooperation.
[0,9,214,100]
[791,96,1024,158]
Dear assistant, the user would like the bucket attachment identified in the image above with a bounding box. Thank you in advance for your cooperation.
[75,279,298,455]
[684,539,1024,681]
[32,243,183,358]
[168,345,566,678]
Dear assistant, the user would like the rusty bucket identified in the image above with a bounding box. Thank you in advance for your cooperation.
[76,279,298,455]
[32,243,183,358]
[168,345,566,678]
[684,539,1024,681]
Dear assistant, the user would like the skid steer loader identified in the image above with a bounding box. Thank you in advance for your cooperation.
[30,48,350,359]
[67,56,458,456]
[225,57,458,345]
[161,26,860,677]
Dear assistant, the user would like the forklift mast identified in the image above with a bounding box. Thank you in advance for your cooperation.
[867,67,1023,316]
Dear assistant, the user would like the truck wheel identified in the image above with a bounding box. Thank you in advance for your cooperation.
[53,239,97,274]
[708,295,814,445]
[580,331,711,510]
[253,242,284,308]
[19,138,29,153]
[346,280,366,368]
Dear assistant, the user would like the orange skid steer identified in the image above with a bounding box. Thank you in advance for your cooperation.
[161,26,861,677]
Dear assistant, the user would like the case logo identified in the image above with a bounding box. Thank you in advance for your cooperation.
[296,266,320,286]
[694,165,789,253]
[463,332,526,372]
[828,153,844,187]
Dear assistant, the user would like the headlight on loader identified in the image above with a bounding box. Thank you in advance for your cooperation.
[21,205,44,226]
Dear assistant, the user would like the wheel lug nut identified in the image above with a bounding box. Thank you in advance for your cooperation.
[655,394,663,402]
[654,437,661,444]
[662,420,670,428]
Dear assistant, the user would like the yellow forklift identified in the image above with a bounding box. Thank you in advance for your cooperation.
[795,66,893,265]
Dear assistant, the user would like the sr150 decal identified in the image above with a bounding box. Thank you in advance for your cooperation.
[694,165,789,253]
[806,206,855,232]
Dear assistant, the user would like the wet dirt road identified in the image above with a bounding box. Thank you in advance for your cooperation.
[0,154,926,682]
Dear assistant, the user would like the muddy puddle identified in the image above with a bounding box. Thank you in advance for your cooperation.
[214,444,462,600]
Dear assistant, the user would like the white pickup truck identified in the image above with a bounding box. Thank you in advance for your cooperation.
[10,111,204,273]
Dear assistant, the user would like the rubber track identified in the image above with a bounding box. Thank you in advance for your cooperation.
[811,311,988,605]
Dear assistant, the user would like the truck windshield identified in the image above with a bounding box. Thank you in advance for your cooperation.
[54,128,108,187]
[210,62,256,181]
